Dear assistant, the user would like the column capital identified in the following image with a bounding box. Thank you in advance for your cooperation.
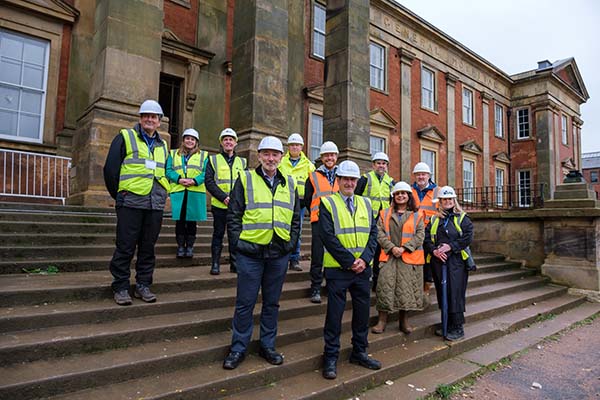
[445,72,459,86]
[572,115,584,127]
[532,99,560,113]
[398,48,416,66]
[481,90,492,104]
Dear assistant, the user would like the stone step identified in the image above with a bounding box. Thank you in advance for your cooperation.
[0,275,551,369]
[359,301,600,400]
[0,267,536,331]
[28,288,580,400]
[0,202,114,214]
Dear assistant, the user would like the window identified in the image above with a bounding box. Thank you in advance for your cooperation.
[463,159,474,202]
[369,42,385,91]
[0,29,49,143]
[369,135,386,157]
[494,104,503,138]
[517,109,530,139]
[159,73,182,149]
[310,113,323,162]
[462,87,473,125]
[312,3,326,59]
[518,170,532,207]
[421,67,435,110]
[495,168,504,206]
[561,115,568,145]
[420,148,436,183]
[591,171,599,183]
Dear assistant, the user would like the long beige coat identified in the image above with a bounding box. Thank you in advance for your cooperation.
[376,209,425,313]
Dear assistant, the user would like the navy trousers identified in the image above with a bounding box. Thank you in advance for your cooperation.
[323,268,371,361]
[309,222,324,290]
[230,252,289,353]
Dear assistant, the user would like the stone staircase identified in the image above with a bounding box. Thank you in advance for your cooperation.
[0,202,597,400]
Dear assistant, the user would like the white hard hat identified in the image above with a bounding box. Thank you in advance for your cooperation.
[138,100,163,118]
[320,141,339,155]
[392,181,412,194]
[437,186,457,199]
[287,133,304,145]
[258,136,284,153]
[372,152,389,163]
[219,128,238,141]
[336,160,361,179]
[412,162,432,174]
[182,128,199,140]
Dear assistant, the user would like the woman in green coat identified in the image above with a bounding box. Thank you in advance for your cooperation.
[166,128,208,258]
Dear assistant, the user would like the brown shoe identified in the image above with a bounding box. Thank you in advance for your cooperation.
[371,311,388,334]
[399,310,413,334]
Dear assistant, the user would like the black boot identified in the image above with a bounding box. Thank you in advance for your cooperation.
[185,235,195,258]
[229,251,237,274]
[176,234,186,258]
[210,245,222,275]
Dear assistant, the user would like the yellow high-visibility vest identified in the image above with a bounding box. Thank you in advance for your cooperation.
[427,212,470,263]
[278,151,315,200]
[239,170,295,245]
[362,170,393,215]
[322,193,373,268]
[118,129,169,195]
[209,153,247,209]
[169,149,208,193]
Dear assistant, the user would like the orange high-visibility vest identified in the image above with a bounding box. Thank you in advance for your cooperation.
[379,207,425,265]
[412,186,439,225]
[309,171,339,222]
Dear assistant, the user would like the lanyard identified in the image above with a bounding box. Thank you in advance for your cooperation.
[141,133,156,157]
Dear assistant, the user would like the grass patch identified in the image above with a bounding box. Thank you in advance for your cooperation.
[21,265,59,274]
[534,312,556,323]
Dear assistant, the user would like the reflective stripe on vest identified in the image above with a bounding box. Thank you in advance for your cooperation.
[210,154,247,209]
[413,186,439,225]
[118,129,169,195]
[278,152,315,200]
[363,171,392,215]
[309,171,339,222]
[239,170,295,245]
[378,208,425,265]
[322,193,372,268]
[169,149,207,193]
[426,212,469,263]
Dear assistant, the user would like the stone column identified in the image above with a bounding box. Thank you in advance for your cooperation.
[68,0,165,206]
[287,0,305,136]
[445,73,458,187]
[481,93,491,187]
[399,49,415,181]
[323,0,372,170]
[533,101,557,200]
[573,116,583,170]
[230,0,289,166]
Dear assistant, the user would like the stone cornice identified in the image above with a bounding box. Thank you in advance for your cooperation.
[417,125,445,143]
[531,99,560,113]
[304,85,324,102]
[572,115,584,126]
[398,48,416,65]
[445,72,459,86]
[161,31,215,66]
[3,0,79,23]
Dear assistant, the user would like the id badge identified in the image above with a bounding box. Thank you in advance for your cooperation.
[145,159,157,170]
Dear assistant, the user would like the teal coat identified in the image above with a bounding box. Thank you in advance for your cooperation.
[166,154,208,221]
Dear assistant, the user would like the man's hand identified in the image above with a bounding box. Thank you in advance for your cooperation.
[391,246,404,258]
[224,196,230,205]
[351,258,367,274]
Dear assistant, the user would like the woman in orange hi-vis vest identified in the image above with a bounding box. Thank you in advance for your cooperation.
[371,182,425,334]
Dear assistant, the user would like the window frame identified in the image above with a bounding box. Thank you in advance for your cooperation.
[462,158,475,203]
[494,103,504,138]
[495,167,505,206]
[590,170,599,183]
[517,169,532,207]
[311,2,326,60]
[516,108,530,139]
[462,86,474,126]
[561,114,568,145]
[0,28,50,144]
[369,134,387,158]
[309,112,323,162]
[369,41,386,92]
[420,147,437,183]
[420,65,436,111]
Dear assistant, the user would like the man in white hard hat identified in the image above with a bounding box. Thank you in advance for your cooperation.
[411,161,439,295]
[205,128,247,275]
[223,136,301,370]
[303,141,339,303]
[355,151,395,291]
[103,99,170,306]
[319,160,381,380]
[278,133,315,271]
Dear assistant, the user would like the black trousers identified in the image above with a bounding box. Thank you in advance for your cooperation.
[211,206,228,249]
[109,206,163,292]
[176,190,197,237]
[323,271,371,360]
[309,222,324,291]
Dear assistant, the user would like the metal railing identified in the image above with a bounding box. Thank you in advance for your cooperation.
[454,184,545,211]
[0,148,71,205]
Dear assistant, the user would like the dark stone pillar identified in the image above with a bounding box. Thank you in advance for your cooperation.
[230,0,289,166]
[534,101,556,200]
[323,0,371,170]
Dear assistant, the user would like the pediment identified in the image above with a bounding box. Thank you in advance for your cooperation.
[493,151,511,164]
[561,157,576,169]
[460,140,483,155]
[162,29,214,66]
[416,125,445,144]
[370,108,398,129]
[552,58,589,101]
[304,85,324,102]
[4,0,79,22]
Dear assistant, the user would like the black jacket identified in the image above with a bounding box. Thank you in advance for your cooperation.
[318,196,378,277]
[227,167,301,259]
[205,150,243,203]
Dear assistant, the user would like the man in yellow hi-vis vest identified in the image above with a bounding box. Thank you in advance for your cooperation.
[318,160,381,380]
[103,100,169,306]
[222,136,301,370]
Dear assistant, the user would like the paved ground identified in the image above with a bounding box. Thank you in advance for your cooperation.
[449,316,600,400]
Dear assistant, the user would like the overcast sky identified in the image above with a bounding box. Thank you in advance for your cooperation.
[395,0,600,153]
